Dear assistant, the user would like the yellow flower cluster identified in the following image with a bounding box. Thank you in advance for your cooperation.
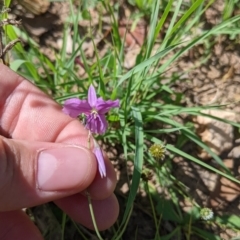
[149,143,166,160]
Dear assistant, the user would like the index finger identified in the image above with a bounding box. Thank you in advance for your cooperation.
[0,63,88,145]
[0,64,117,199]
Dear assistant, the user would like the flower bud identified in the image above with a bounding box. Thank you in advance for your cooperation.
[149,143,166,160]
[200,207,214,220]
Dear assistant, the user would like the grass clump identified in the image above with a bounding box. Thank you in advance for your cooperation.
[2,0,240,239]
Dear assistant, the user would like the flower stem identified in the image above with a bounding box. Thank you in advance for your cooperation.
[145,182,160,238]
[87,130,91,149]
[86,131,103,240]
[86,191,104,240]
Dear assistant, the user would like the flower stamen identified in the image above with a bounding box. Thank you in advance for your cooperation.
[91,108,98,119]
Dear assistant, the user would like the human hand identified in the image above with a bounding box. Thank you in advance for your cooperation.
[0,64,119,239]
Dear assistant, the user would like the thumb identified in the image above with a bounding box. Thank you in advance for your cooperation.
[0,136,97,211]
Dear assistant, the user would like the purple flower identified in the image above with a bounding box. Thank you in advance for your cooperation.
[63,85,119,134]
[93,140,106,178]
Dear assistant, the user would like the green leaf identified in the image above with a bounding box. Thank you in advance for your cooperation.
[166,144,240,185]
[215,214,240,228]
[192,227,221,240]
[117,44,180,87]
[122,107,144,222]
[113,107,144,240]
[169,0,204,36]
[154,0,174,40]
[10,59,26,71]
[156,199,182,223]
[161,227,181,240]
[4,0,11,7]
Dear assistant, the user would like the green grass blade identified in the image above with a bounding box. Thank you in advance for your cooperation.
[215,214,240,229]
[4,0,11,7]
[154,0,174,40]
[154,115,230,173]
[145,0,160,59]
[169,0,204,36]
[158,14,240,73]
[166,144,240,185]
[160,0,183,50]
[161,227,181,240]
[122,107,144,222]
[117,43,179,87]
[10,59,26,71]
[192,227,221,240]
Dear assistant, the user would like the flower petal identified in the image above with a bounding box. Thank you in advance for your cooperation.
[97,114,108,134]
[88,85,97,108]
[85,115,97,133]
[96,98,120,114]
[93,144,106,178]
[86,114,108,134]
[63,98,91,117]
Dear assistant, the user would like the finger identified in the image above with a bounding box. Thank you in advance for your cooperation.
[0,210,43,240]
[56,154,118,230]
[0,64,117,200]
[0,63,88,145]
[55,193,119,231]
[0,137,96,211]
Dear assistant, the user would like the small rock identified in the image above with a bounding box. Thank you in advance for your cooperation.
[194,110,236,159]
[219,53,230,66]
[207,66,221,79]
[228,146,240,159]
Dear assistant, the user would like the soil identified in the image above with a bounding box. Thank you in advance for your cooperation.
[6,0,240,239]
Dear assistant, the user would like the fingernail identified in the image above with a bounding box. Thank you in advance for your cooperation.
[37,146,90,191]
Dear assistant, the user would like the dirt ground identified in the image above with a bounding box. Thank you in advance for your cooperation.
[8,0,240,239]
